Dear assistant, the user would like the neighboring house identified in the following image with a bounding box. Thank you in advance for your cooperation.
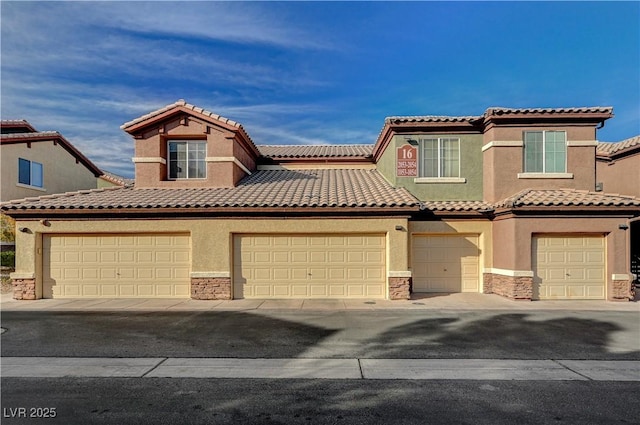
[2,101,639,302]
[595,136,640,282]
[0,120,103,201]
[98,171,135,189]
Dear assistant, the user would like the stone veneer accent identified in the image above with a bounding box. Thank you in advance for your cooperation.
[612,279,635,301]
[483,273,532,301]
[389,277,411,300]
[191,277,232,300]
[12,278,36,300]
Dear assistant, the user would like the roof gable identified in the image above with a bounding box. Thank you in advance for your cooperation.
[121,99,260,157]
[0,130,102,177]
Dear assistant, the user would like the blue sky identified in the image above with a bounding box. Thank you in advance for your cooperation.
[2,1,638,178]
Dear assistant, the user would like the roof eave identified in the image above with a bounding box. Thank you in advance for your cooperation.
[0,133,102,177]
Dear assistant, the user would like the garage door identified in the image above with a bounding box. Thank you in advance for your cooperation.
[233,234,386,299]
[533,235,605,300]
[412,235,479,292]
[43,234,191,298]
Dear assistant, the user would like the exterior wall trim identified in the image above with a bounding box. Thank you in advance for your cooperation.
[191,271,231,278]
[481,141,524,152]
[258,164,377,170]
[10,272,36,279]
[517,172,574,179]
[483,268,534,278]
[414,177,466,184]
[206,157,252,175]
[132,157,167,164]
[612,274,630,280]
[388,271,412,278]
[567,140,599,147]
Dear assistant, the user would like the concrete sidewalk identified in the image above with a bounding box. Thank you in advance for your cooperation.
[2,357,639,381]
[2,292,639,311]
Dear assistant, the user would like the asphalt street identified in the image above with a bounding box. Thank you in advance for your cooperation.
[1,308,639,424]
[2,378,639,425]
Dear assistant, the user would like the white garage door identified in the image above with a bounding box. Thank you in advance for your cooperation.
[233,234,386,299]
[533,235,605,300]
[412,235,480,292]
[43,234,191,298]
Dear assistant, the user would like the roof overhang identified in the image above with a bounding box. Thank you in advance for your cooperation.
[0,133,102,177]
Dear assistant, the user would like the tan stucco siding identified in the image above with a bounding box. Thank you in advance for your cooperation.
[491,215,630,300]
[596,152,640,198]
[1,142,98,202]
[482,126,598,202]
[132,116,254,188]
[12,217,410,297]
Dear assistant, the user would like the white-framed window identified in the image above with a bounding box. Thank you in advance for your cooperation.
[523,131,566,173]
[419,137,460,178]
[18,158,43,188]
[168,140,206,179]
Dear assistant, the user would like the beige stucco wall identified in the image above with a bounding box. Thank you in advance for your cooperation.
[1,142,98,202]
[12,216,410,299]
[132,116,256,188]
[596,152,640,198]
[409,219,493,292]
[483,126,598,202]
[491,215,631,300]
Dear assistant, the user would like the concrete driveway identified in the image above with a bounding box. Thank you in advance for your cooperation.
[2,292,639,312]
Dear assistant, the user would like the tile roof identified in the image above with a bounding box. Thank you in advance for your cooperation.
[385,115,481,124]
[1,169,419,212]
[484,106,614,116]
[121,99,243,130]
[496,189,640,209]
[258,145,373,159]
[421,200,494,212]
[99,171,135,187]
[597,135,640,155]
[0,131,60,140]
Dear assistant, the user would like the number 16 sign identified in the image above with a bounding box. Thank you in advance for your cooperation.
[396,145,418,177]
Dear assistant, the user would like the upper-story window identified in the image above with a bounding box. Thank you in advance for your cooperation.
[18,158,43,188]
[168,140,206,179]
[523,131,566,173]
[420,138,460,178]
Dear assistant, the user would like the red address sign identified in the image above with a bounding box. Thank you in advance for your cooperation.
[396,145,418,177]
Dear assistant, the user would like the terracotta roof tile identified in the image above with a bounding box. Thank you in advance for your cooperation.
[485,106,614,116]
[385,115,481,124]
[258,145,373,159]
[597,135,640,155]
[421,200,494,212]
[121,99,242,130]
[1,169,419,212]
[496,189,640,209]
[1,131,60,140]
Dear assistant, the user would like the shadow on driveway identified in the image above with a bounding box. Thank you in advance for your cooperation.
[1,310,638,359]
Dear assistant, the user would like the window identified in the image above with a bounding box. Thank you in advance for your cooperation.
[18,158,43,188]
[524,131,566,173]
[168,141,206,179]
[420,138,460,178]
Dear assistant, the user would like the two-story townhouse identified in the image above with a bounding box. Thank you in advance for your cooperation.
[595,136,640,282]
[2,100,638,302]
[0,120,103,202]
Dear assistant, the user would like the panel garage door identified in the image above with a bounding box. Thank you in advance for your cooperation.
[412,235,479,292]
[233,234,386,299]
[533,235,605,300]
[43,234,191,298]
